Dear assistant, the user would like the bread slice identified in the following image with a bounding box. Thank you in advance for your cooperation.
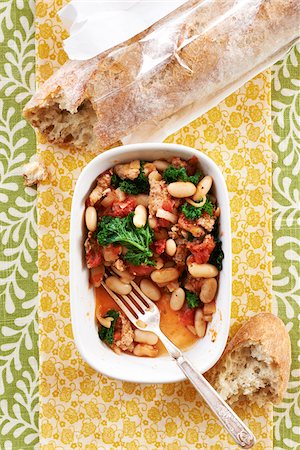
[207,313,291,406]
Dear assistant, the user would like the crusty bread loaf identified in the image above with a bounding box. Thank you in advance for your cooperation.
[206,313,291,406]
[23,0,299,150]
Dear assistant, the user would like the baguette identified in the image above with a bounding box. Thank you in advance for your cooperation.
[23,0,299,150]
[206,313,291,406]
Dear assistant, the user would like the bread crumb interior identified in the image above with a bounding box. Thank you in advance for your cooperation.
[216,343,278,405]
[29,100,97,149]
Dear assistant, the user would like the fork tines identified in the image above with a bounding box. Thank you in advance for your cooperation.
[101,270,152,324]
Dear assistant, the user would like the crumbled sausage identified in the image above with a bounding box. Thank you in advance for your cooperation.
[184,273,204,293]
[114,160,140,180]
[196,212,216,232]
[173,242,189,267]
[178,214,205,238]
[89,169,112,205]
[169,224,181,240]
[113,313,134,352]
[171,157,188,170]
[148,170,171,217]
[113,258,126,272]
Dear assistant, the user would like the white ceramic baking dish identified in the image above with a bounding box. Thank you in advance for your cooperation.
[70,143,231,383]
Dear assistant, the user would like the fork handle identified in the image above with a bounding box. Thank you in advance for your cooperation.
[176,355,256,449]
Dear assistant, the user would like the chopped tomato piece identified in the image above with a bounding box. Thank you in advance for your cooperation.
[162,200,174,213]
[85,234,102,269]
[187,235,216,264]
[114,331,121,341]
[86,251,102,269]
[90,265,105,287]
[157,218,170,228]
[105,196,136,218]
[153,239,166,255]
[127,264,155,276]
[180,308,195,327]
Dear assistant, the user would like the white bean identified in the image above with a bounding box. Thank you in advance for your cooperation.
[135,194,149,207]
[151,268,179,284]
[105,276,132,295]
[203,315,213,322]
[140,279,161,302]
[134,329,158,345]
[148,216,158,229]
[203,300,216,315]
[133,205,147,228]
[167,182,196,198]
[194,309,207,338]
[193,176,213,201]
[165,239,177,257]
[170,288,185,311]
[153,160,170,172]
[188,263,218,279]
[200,278,218,303]
[85,206,97,231]
[133,344,158,357]
[187,325,197,336]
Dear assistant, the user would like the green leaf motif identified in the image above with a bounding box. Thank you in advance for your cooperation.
[0,0,38,448]
[272,43,300,450]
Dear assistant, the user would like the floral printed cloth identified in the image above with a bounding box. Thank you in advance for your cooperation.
[36,1,273,449]
[0,1,298,449]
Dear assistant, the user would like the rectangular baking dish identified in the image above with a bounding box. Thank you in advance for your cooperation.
[70,143,232,383]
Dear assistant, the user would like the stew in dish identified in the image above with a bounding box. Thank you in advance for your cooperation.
[84,157,224,357]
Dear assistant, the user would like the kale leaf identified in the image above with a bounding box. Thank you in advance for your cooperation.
[181,199,214,220]
[208,219,224,271]
[111,162,149,194]
[185,290,200,309]
[97,213,154,266]
[163,165,201,185]
[98,309,119,345]
[209,239,224,271]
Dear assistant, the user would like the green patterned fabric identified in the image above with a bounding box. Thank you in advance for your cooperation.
[272,43,300,450]
[0,1,298,448]
[0,1,38,449]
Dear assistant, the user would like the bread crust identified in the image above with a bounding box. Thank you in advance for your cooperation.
[207,313,291,404]
[23,0,300,149]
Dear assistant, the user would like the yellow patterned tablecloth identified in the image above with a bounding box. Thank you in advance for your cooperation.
[36,1,272,448]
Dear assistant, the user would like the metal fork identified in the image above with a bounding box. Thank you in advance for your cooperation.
[101,271,256,449]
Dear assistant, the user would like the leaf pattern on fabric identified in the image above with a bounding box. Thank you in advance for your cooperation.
[272,43,300,450]
[0,0,38,448]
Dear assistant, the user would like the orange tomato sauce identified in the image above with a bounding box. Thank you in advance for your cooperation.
[95,286,198,355]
